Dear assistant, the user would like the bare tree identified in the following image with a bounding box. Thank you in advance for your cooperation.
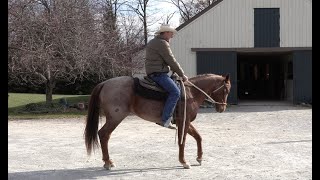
[8,0,97,104]
[118,12,145,75]
[125,0,163,45]
[125,0,149,45]
[163,12,176,24]
[90,0,133,78]
[169,0,217,23]
[8,0,157,104]
[83,0,145,80]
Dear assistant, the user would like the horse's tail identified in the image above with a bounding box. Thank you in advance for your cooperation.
[84,83,104,155]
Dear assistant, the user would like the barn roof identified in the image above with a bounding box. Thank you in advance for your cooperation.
[176,0,224,31]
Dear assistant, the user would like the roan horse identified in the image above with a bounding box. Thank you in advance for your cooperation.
[84,73,231,169]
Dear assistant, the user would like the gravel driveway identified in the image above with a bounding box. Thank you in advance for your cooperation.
[8,102,312,180]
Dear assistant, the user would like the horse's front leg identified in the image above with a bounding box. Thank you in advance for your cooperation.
[187,123,203,165]
[177,119,191,169]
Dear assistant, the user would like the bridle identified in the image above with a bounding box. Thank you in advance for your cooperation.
[186,81,229,105]
[210,81,230,105]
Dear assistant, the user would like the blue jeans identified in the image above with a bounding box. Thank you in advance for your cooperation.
[149,73,180,123]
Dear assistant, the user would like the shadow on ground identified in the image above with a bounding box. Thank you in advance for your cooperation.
[198,100,311,113]
[8,166,185,180]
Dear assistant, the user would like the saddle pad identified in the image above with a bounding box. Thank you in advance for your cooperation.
[133,77,186,101]
[133,77,168,100]
[139,76,166,93]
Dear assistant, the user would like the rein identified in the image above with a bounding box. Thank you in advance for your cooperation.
[178,80,187,145]
[186,81,227,105]
[176,79,227,145]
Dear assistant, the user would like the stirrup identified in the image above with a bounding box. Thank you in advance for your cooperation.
[163,120,177,129]
[155,122,177,130]
[166,122,177,130]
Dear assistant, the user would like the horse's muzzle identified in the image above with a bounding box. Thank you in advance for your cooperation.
[215,105,226,113]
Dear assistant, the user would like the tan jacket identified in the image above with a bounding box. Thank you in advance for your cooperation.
[145,35,185,77]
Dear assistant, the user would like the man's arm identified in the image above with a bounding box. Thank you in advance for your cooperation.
[158,40,185,77]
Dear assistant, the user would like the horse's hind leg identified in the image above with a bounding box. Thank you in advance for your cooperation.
[187,123,203,165]
[98,112,128,170]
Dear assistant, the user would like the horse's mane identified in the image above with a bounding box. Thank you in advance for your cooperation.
[189,73,223,82]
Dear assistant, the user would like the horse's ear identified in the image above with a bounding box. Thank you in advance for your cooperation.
[225,73,230,82]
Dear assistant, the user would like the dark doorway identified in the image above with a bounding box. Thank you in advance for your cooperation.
[237,52,292,100]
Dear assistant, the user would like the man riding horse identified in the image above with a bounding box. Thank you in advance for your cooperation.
[84,24,231,170]
[145,24,188,129]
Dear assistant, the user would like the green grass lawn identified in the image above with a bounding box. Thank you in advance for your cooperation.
[8,93,90,119]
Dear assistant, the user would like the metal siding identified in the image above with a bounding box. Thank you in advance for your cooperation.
[280,0,312,47]
[293,50,312,104]
[196,51,238,104]
[171,0,312,77]
[254,8,280,47]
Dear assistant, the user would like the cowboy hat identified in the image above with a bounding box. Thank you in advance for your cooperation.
[155,24,177,35]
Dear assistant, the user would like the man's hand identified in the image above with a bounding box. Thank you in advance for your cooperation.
[182,75,188,82]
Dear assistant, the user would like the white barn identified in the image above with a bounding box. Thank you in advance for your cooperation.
[171,0,312,104]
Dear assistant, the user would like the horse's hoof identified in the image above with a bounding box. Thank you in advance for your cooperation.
[103,163,116,170]
[103,164,111,170]
[196,158,202,165]
[182,162,191,169]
